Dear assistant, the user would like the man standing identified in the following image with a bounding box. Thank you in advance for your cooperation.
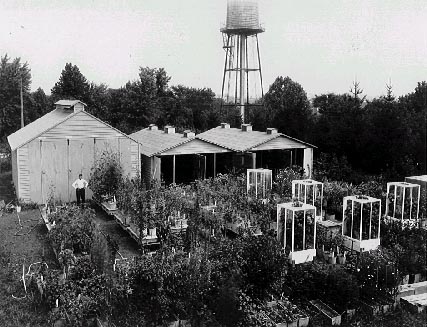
[72,174,89,205]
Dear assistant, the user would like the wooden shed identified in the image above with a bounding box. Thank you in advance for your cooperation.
[7,100,140,204]
[196,123,316,177]
[130,125,230,185]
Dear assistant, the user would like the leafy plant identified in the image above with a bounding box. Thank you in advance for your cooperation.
[89,149,123,199]
[48,206,96,253]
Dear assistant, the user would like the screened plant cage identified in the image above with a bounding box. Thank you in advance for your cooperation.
[247,168,272,200]
[342,195,381,252]
[292,179,324,220]
[276,201,317,264]
[385,182,420,227]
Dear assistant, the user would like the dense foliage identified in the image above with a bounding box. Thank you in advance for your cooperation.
[89,149,123,199]
[48,206,96,254]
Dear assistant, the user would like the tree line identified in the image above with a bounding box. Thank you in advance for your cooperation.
[0,54,425,179]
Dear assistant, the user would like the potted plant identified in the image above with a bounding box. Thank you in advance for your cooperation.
[328,251,337,265]
[148,219,157,237]
[337,249,347,265]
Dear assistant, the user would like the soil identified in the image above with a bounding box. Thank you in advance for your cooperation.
[0,209,58,327]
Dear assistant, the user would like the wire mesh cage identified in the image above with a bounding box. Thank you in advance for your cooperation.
[292,179,324,220]
[277,202,317,264]
[385,181,420,227]
[342,195,381,252]
[247,168,272,199]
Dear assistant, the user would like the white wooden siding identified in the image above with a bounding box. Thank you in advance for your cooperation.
[14,112,138,203]
[130,141,139,178]
[42,112,122,139]
[17,145,31,201]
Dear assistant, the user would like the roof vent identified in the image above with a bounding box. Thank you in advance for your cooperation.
[266,128,278,135]
[221,123,230,129]
[183,130,195,138]
[148,124,158,131]
[241,124,252,132]
[164,126,175,134]
[55,100,86,113]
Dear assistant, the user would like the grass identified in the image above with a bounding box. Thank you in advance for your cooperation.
[0,206,58,326]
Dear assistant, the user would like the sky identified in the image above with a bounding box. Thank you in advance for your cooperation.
[1,0,426,98]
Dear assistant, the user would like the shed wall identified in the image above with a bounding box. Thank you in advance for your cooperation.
[17,145,31,201]
[15,112,139,203]
[42,111,122,139]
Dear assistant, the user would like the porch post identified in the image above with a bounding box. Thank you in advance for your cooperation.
[213,153,217,177]
[303,148,313,178]
[173,155,176,184]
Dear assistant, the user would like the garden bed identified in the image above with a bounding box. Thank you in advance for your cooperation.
[310,299,341,325]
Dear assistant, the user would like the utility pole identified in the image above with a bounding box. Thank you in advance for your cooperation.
[20,76,24,128]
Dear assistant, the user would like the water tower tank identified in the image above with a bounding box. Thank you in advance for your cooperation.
[225,1,261,32]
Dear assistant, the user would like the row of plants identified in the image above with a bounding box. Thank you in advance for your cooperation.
[28,206,119,326]
[109,234,289,327]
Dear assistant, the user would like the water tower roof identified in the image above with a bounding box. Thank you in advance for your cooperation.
[221,0,264,35]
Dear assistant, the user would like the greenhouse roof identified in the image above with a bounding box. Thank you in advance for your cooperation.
[196,125,315,152]
[130,127,193,157]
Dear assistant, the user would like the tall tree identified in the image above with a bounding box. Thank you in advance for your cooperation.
[167,86,217,132]
[263,76,313,139]
[313,93,367,169]
[26,87,51,123]
[51,63,91,103]
[107,67,173,133]
[0,54,31,141]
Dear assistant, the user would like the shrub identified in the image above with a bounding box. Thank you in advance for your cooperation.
[285,262,359,311]
[48,206,96,253]
[356,248,400,298]
[381,220,426,276]
[323,181,354,218]
[273,166,305,198]
[89,149,123,198]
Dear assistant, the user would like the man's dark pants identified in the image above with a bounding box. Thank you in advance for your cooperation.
[76,188,85,205]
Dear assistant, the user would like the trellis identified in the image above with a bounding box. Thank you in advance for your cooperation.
[342,195,381,252]
[276,201,317,264]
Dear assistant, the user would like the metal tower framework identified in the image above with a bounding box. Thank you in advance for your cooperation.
[220,16,264,123]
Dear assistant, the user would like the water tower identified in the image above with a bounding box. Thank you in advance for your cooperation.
[220,0,265,123]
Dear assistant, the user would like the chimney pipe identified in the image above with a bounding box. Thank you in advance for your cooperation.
[266,128,278,135]
[241,124,252,132]
[164,126,175,134]
[183,130,195,138]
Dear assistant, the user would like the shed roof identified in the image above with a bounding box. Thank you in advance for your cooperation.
[54,100,87,107]
[130,128,194,157]
[8,107,135,151]
[196,126,315,152]
[8,108,72,151]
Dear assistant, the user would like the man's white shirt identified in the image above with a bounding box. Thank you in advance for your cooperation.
[72,178,88,189]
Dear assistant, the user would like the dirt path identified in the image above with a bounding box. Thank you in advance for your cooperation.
[91,205,142,259]
[0,209,58,327]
